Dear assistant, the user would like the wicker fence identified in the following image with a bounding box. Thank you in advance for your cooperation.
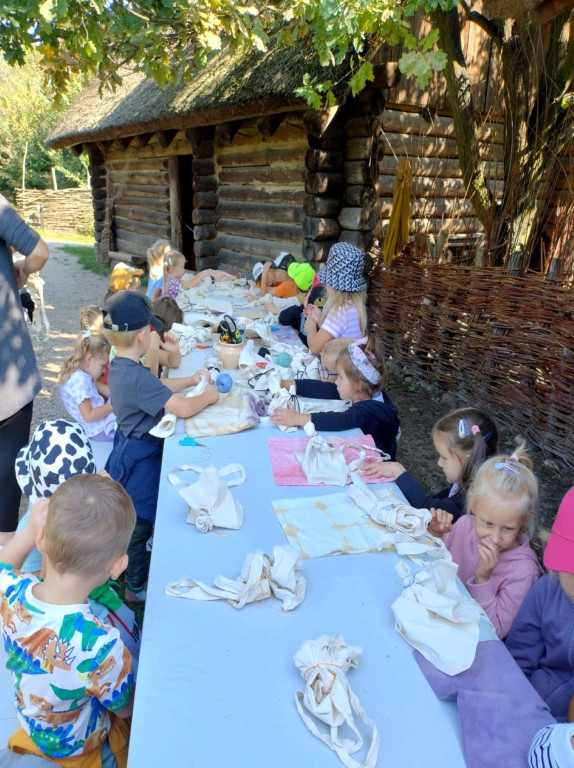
[15,188,93,235]
[369,258,574,468]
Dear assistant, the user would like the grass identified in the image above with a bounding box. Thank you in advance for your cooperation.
[60,244,110,276]
[38,229,95,245]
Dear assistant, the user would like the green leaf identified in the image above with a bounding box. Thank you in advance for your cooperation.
[349,60,374,96]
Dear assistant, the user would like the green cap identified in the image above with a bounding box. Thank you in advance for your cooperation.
[287,262,315,291]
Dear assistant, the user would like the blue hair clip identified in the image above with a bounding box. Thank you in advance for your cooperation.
[82,330,91,339]
[494,461,519,476]
[458,418,471,439]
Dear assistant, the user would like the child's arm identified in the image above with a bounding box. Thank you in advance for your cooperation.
[304,312,334,355]
[145,332,160,377]
[181,269,213,289]
[362,461,406,480]
[151,286,162,301]
[158,331,182,369]
[162,369,211,393]
[95,379,110,399]
[271,403,311,428]
[165,385,219,418]
[505,580,546,676]
[78,398,114,424]
[0,499,48,569]
[467,556,541,639]
[260,262,273,295]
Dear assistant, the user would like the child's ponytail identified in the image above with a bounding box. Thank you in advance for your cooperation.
[59,332,109,385]
[433,407,499,487]
[338,332,387,397]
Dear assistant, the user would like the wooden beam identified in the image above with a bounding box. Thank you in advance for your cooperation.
[168,156,182,251]
[185,127,214,153]
[114,136,133,152]
[157,130,179,149]
[371,62,401,89]
[215,121,242,147]
[132,133,154,149]
[256,113,285,139]
[303,106,339,138]
[531,0,574,23]
[70,144,83,157]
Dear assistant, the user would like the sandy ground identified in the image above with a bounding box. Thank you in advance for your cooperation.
[27,241,570,543]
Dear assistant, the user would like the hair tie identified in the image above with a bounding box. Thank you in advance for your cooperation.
[471,425,481,436]
[483,431,492,442]
[458,419,471,439]
[82,330,90,339]
[508,454,519,463]
[494,460,519,476]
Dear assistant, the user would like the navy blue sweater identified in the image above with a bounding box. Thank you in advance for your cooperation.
[395,472,466,521]
[295,379,340,400]
[309,393,400,459]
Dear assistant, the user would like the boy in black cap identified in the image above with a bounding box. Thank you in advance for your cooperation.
[102,291,218,602]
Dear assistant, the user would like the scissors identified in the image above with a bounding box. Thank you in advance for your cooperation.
[218,314,241,344]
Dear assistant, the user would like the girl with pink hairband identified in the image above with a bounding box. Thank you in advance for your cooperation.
[432,444,542,638]
[363,406,499,523]
[271,333,400,458]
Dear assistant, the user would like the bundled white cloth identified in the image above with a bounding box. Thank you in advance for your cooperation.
[243,318,275,344]
[238,339,268,369]
[267,375,301,433]
[296,435,351,487]
[391,559,483,675]
[170,322,212,355]
[165,545,305,611]
[149,376,209,438]
[168,463,246,532]
[294,634,379,768]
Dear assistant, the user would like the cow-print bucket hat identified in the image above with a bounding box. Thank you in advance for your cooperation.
[317,242,368,292]
[15,419,96,503]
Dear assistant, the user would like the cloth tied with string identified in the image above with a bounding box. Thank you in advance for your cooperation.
[294,634,379,768]
[391,559,484,675]
[165,545,305,611]
[267,374,301,432]
[297,436,357,487]
[168,463,246,532]
[149,376,209,438]
[170,322,212,355]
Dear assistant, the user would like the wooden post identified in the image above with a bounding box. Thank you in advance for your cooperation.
[168,156,182,252]
[22,142,28,190]
[51,167,58,191]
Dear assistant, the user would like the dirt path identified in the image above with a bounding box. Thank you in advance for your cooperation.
[28,243,570,539]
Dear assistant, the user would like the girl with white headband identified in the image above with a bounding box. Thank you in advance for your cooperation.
[271,333,400,458]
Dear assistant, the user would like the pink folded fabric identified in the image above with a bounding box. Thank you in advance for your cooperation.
[268,435,390,486]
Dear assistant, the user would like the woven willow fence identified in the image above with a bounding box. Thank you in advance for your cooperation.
[369,258,574,468]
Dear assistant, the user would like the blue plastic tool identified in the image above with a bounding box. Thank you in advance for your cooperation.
[179,437,204,447]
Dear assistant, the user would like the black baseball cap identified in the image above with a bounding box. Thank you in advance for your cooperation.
[103,291,163,332]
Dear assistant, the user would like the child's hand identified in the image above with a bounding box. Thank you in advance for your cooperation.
[427,508,453,537]
[474,537,500,583]
[28,498,49,536]
[263,301,281,314]
[270,403,308,428]
[247,293,257,303]
[193,368,212,384]
[304,304,322,324]
[361,460,406,480]
[280,379,296,390]
[211,270,234,282]
[160,331,180,355]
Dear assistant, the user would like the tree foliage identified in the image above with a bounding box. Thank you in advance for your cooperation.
[0,55,88,200]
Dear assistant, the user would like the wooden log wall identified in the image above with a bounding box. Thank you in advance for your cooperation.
[15,188,93,235]
[105,145,172,263]
[190,128,217,269]
[375,108,504,239]
[214,117,307,270]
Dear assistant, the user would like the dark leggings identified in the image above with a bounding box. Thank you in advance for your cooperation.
[0,400,33,532]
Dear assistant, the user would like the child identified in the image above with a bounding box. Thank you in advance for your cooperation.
[147,238,171,300]
[102,291,219,602]
[59,332,116,441]
[278,282,327,346]
[362,407,499,521]
[0,474,136,766]
[529,723,574,766]
[153,296,184,335]
[433,447,542,639]
[103,263,144,304]
[252,252,295,297]
[303,242,368,354]
[80,304,104,333]
[281,338,352,400]
[506,487,574,721]
[271,334,400,458]
[163,249,234,299]
[263,262,316,314]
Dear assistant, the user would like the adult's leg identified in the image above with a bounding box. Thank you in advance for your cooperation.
[0,400,33,541]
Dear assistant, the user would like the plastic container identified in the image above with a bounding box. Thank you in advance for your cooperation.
[214,337,245,370]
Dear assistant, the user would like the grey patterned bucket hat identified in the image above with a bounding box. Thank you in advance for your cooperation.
[317,243,368,292]
[15,419,96,503]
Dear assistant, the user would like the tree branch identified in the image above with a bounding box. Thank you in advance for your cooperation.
[460,1,503,47]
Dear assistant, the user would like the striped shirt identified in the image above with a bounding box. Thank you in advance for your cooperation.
[529,724,574,768]
[320,302,363,340]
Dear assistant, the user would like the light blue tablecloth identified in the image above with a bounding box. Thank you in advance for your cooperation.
[127,424,471,768]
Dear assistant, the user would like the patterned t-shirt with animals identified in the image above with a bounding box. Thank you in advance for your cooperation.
[0,567,134,760]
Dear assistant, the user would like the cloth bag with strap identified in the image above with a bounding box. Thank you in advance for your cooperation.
[184,389,260,438]
[296,435,350,486]
[294,633,379,768]
[168,463,246,532]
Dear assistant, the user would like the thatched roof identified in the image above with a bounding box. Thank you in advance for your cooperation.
[47,46,352,149]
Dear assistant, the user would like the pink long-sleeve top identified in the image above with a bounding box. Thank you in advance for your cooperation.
[443,514,542,639]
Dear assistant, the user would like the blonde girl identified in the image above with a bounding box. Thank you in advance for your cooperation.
[433,445,542,638]
[303,243,368,355]
[363,407,499,521]
[147,239,171,300]
[163,249,235,299]
[59,332,116,441]
[272,333,400,457]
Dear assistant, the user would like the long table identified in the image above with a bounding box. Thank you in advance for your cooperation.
[128,419,473,767]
